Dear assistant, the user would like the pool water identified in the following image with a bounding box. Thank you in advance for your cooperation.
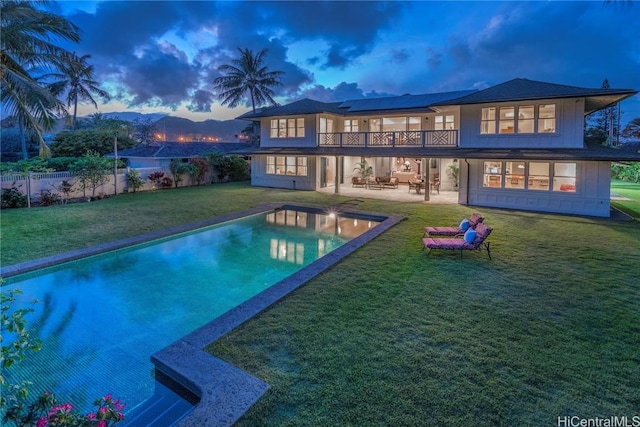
[2,208,379,421]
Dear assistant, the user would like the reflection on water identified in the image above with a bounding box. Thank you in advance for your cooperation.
[3,209,380,416]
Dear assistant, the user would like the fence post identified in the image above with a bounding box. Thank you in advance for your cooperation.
[26,171,32,208]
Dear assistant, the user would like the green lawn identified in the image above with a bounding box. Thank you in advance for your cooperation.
[612,179,640,219]
[2,182,640,426]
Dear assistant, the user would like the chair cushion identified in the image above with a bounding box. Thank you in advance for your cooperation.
[464,228,476,244]
[459,219,470,232]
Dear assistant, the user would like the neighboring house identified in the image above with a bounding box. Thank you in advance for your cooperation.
[239,78,639,217]
[111,141,253,169]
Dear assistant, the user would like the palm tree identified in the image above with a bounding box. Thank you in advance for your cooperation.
[213,48,283,114]
[47,52,111,129]
[1,0,80,156]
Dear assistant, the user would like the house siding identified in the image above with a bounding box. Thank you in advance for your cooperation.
[459,98,585,149]
[466,159,610,217]
[251,155,317,190]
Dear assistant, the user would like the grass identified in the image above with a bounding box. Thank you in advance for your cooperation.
[2,182,640,426]
[611,179,640,219]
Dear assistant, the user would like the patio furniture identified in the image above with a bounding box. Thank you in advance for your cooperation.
[408,180,423,194]
[378,176,399,189]
[422,222,493,259]
[424,213,484,237]
[430,173,440,194]
[367,177,383,190]
[352,177,367,188]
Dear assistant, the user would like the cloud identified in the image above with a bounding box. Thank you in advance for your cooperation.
[293,82,395,103]
[187,89,216,113]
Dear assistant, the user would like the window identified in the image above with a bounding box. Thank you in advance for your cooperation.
[538,104,556,133]
[499,107,515,133]
[505,161,525,189]
[553,163,576,192]
[344,119,359,132]
[266,156,308,176]
[528,162,550,190]
[517,106,534,134]
[481,161,575,193]
[481,108,496,134]
[270,117,304,138]
[481,104,556,134]
[319,117,334,133]
[483,161,502,188]
[435,115,455,130]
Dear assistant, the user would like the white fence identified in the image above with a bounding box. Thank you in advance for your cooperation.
[1,167,207,203]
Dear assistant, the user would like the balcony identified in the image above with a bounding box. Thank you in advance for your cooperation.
[317,130,458,148]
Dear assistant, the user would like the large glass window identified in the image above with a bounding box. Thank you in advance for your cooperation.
[344,119,358,132]
[483,161,502,188]
[481,161,575,192]
[266,156,308,176]
[538,104,556,133]
[517,105,534,134]
[481,108,496,134]
[553,163,576,192]
[481,104,556,134]
[528,162,550,191]
[499,107,515,134]
[270,117,305,138]
[435,115,455,130]
[505,161,525,189]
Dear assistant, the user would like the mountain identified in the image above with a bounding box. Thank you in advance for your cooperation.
[95,111,168,122]
[154,116,248,142]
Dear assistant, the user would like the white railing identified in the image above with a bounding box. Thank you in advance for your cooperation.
[317,130,458,147]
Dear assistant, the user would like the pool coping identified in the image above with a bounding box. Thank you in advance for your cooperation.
[2,203,404,426]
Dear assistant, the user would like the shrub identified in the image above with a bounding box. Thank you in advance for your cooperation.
[611,162,640,183]
[1,184,27,209]
[69,151,111,198]
[160,177,173,188]
[189,157,209,185]
[147,171,165,188]
[39,190,61,206]
[125,170,144,193]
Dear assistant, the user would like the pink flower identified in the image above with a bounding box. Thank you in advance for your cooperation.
[97,420,107,427]
[103,393,112,402]
[37,417,48,427]
[87,412,97,420]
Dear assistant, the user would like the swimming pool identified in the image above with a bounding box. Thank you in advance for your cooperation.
[2,204,399,426]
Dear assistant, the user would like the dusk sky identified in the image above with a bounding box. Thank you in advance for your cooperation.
[50,0,640,125]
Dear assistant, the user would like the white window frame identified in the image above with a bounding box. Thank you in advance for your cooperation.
[270,117,305,138]
[266,156,308,176]
[480,104,557,135]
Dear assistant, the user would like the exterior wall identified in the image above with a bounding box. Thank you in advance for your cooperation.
[251,155,317,190]
[458,98,585,149]
[259,115,318,148]
[466,159,611,217]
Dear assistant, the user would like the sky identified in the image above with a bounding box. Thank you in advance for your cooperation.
[47,0,640,126]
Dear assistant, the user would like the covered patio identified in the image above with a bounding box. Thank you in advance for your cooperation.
[317,183,459,203]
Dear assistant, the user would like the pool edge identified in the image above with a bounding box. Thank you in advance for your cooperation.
[152,204,403,427]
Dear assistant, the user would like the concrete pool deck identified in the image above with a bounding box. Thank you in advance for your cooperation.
[2,203,404,426]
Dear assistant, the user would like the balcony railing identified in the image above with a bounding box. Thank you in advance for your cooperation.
[317,130,458,148]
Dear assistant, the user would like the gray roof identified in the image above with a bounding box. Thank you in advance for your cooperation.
[237,99,344,119]
[111,141,254,159]
[432,78,638,114]
[245,141,640,162]
[338,90,477,112]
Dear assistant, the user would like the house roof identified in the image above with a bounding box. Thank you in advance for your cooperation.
[246,141,640,162]
[337,90,477,113]
[111,141,254,159]
[432,78,638,114]
[237,99,344,119]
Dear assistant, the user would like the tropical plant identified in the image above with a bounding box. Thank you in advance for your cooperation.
[147,171,165,188]
[1,288,125,426]
[1,183,28,209]
[611,162,640,183]
[51,129,135,157]
[353,158,373,179]
[447,162,460,188]
[622,118,640,139]
[0,0,80,156]
[69,150,111,198]
[213,48,283,114]
[169,159,195,188]
[131,117,157,144]
[125,169,144,193]
[189,157,209,185]
[46,52,110,129]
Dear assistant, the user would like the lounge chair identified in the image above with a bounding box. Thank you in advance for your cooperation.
[422,222,493,259]
[352,177,367,188]
[424,213,484,237]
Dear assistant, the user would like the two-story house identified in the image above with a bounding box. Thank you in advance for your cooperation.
[239,78,638,217]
